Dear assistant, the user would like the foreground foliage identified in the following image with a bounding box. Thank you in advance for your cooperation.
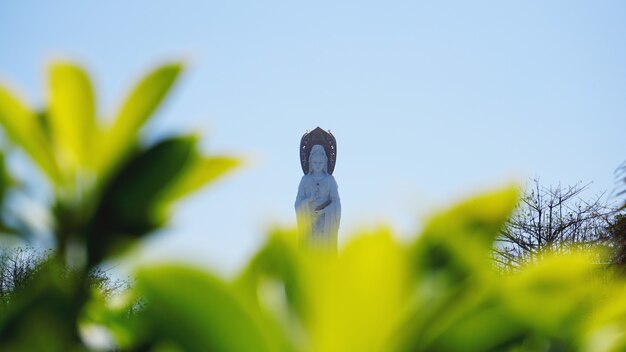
[0,62,625,351]
[0,61,238,349]
[0,247,127,311]
[123,188,626,352]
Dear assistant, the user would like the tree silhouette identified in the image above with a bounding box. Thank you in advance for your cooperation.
[494,179,617,268]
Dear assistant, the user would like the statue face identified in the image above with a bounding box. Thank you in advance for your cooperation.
[311,157,325,173]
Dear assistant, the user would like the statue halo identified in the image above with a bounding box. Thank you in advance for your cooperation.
[299,127,337,175]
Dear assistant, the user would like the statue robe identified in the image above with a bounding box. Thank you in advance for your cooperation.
[295,174,341,251]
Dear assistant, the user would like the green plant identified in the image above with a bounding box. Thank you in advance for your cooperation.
[1,61,626,351]
[0,247,127,310]
[121,188,626,351]
[0,61,238,350]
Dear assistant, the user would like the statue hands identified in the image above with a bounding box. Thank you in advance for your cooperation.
[314,199,331,211]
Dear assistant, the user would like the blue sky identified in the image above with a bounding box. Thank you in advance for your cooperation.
[1,1,625,274]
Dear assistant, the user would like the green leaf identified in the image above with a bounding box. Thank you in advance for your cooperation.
[87,136,198,264]
[158,155,241,205]
[135,265,281,352]
[0,151,8,199]
[235,227,308,321]
[424,298,525,352]
[97,63,183,177]
[0,151,17,235]
[398,187,519,350]
[583,281,626,351]
[502,251,600,335]
[102,135,196,225]
[48,62,96,170]
[411,186,519,281]
[0,85,60,182]
[305,228,411,352]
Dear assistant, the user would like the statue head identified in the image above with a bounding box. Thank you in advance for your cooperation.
[308,145,328,174]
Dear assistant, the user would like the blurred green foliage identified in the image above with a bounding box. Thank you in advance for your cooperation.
[0,61,238,350]
[0,62,625,351]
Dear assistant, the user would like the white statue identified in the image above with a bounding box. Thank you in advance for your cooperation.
[295,144,341,251]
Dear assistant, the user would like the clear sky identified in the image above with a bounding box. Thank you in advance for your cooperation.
[1,0,625,275]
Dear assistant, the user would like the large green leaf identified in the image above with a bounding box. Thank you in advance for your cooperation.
[582,279,626,351]
[0,151,17,235]
[410,186,519,281]
[305,228,411,352]
[0,85,59,182]
[398,187,519,350]
[501,251,600,335]
[96,63,183,178]
[135,265,281,352]
[87,136,198,264]
[48,62,96,171]
[235,227,308,323]
[157,155,241,205]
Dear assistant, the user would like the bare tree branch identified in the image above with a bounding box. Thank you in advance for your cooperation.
[494,179,618,270]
